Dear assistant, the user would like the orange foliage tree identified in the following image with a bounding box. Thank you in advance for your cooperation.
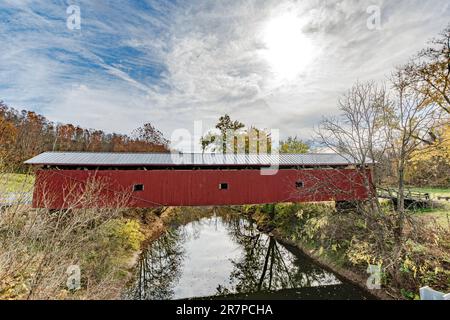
[0,101,170,170]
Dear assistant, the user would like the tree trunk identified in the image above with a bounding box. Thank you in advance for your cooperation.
[395,164,406,243]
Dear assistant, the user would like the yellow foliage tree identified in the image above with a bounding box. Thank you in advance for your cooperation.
[0,114,17,163]
[408,122,450,186]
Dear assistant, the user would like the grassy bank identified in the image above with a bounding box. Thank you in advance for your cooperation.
[241,202,450,300]
[379,187,450,228]
[0,173,34,193]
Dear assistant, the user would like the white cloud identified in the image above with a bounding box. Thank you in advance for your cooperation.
[0,0,449,151]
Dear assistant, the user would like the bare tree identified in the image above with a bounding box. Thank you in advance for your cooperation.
[316,81,390,214]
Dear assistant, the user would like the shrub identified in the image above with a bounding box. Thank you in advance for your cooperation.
[100,219,144,252]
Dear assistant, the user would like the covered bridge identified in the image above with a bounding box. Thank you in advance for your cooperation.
[25,152,373,209]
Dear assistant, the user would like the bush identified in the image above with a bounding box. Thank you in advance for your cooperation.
[100,219,144,252]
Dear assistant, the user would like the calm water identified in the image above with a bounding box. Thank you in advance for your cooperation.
[126,213,374,300]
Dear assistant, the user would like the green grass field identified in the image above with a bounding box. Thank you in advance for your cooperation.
[407,187,450,228]
[0,173,35,193]
[408,187,450,198]
[415,206,450,229]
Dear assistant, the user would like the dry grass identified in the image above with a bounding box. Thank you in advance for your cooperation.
[0,176,145,300]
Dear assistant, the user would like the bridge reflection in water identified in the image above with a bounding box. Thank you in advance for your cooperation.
[125,212,375,300]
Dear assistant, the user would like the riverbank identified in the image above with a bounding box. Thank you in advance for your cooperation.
[3,202,446,300]
[0,205,146,299]
[127,202,449,300]
[235,204,393,300]
[271,231,393,300]
[239,202,450,300]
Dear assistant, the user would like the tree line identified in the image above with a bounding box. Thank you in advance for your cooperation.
[0,101,169,170]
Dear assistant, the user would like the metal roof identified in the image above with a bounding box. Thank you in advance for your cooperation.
[24,152,365,167]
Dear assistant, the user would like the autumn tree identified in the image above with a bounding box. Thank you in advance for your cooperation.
[246,127,272,154]
[0,114,17,167]
[55,124,77,151]
[400,25,450,186]
[132,123,169,151]
[86,130,104,152]
[201,115,272,154]
[201,114,245,153]
[0,101,170,170]
[14,111,49,163]
[404,24,450,114]
[279,136,310,154]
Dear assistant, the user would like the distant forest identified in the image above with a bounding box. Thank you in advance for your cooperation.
[0,101,169,170]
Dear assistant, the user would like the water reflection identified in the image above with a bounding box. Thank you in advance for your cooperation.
[126,213,373,300]
[219,217,340,296]
[128,229,185,300]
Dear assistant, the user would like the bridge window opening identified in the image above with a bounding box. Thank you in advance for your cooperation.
[295,181,304,189]
[133,184,144,192]
[219,183,228,190]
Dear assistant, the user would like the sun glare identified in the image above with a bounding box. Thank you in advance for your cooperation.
[262,12,315,80]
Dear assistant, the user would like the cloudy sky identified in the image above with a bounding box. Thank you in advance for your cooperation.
[1,0,449,151]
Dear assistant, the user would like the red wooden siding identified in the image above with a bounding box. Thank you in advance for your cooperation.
[32,168,371,209]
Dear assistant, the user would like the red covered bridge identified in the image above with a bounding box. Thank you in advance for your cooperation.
[25,152,373,209]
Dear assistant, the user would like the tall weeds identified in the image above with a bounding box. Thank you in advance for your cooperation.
[0,169,143,299]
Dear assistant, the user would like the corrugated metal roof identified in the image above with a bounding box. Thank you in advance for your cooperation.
[24,152,366,167]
